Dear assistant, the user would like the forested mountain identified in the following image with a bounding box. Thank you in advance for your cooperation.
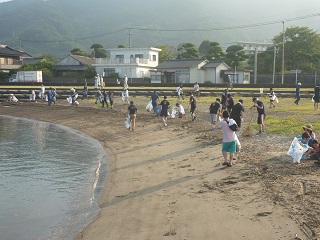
[0,0,319,58]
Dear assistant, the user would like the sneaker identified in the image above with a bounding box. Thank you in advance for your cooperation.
[164,123,167,126]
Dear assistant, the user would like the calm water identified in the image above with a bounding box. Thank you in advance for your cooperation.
[0,116,108,240]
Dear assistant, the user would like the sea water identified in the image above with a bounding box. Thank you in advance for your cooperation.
[0,116,108,240]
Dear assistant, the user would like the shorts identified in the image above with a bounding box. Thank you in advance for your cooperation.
[222,141,237,153]
[190,105,196,114]
[160,111,168,117]
[210,114,217,122]
[257,114,265,125]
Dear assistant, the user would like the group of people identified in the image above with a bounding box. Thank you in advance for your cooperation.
[297,124,320,162]
[94,88,114,109]
[294,82,320,110]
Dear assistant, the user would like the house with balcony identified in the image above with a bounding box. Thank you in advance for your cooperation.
[93,47,161,81]
[0,44,32,72]
[151,59,232,84]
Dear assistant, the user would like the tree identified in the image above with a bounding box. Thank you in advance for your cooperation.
[70,48,89,57]
[273,26,320,73]
[156,45,176,63]
[118,44,125,48]
[223,45,246,68]
[177,43,199,59]
[84,66,96,78]
[198,40,225,60]
[90,43,107,58]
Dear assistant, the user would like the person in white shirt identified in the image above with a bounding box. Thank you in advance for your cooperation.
[220,110,237,167]
[176,102,185,118]
[193,82,200,97]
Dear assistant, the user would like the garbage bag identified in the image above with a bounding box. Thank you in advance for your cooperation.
[146,100,153,112]
[125,115,130,128]
[287,137,309,163]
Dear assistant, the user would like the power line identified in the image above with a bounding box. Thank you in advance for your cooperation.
[131,13,320,32]
[17,13,320,44]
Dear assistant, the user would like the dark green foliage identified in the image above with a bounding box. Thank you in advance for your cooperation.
[84,66,96,78]
[177,43,199,59]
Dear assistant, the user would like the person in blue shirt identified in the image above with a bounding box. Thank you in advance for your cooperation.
[294,82,301,105]
[150,90,159,115]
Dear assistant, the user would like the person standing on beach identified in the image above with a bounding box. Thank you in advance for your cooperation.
[46,87,54,106]
[220,110,237,167]
[82,83,88,100]
[209,98,221,130]
[294,82,301,105]
[127,101,137,131]
[108,91,114,109]
[314,83,320,110]
[29,90,36,102]
[226,93,234,114]
[101,89,109,108]
[269,88,276,108]
[251,97,266,134]
[189,91,197,121]
[39,84,45,100]
[160,96,170,126]
[150,90,159,115]
[95,88,102,104]
[230,99,244,134]
[221,89,228,110]
[194,82,200,97]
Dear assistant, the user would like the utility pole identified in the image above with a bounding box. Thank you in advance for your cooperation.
[281,21,285,84]
[272,45,277,84]
[128,26,132,48]
[254,48,258,84]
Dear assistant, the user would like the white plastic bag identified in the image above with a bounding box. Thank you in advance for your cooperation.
[67,97,72,104]
[146,100,153,112]
[287,137,308,163]
[171,108,177,118]
[125,115,130,128]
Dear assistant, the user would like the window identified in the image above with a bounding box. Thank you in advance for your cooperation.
[152,55,156,61]
[135,54,143,59]
[176,70,189,83]
[104,68,115,76]
[116,55,124,63]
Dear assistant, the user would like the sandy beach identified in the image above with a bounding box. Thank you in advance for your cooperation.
[0,96,317,240]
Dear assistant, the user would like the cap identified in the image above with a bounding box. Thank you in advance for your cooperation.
[239,99,243,104]
[216,97,220,102]
[252,97,257,102]
[164,96,167,99]
[298,82,301,86]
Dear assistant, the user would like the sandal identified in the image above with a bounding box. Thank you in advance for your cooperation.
[227,163,232,167]
[222,162,228,166]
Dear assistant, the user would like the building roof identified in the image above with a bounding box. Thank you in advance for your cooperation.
[23,58,44,65]
[201,61,230,69]
[157,59,207,69]
[0,44,32,58]
[69,54,95,65]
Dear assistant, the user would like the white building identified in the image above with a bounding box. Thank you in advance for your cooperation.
[93,47,161,80]
[151,59,235,84]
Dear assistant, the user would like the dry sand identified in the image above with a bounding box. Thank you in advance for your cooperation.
[0,96,317,240]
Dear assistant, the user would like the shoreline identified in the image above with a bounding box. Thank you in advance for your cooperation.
[0,100,308,240]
